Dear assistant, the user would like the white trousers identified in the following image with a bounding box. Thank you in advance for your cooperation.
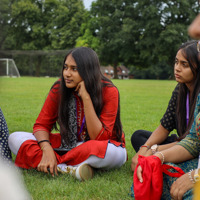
[8,131,127,169]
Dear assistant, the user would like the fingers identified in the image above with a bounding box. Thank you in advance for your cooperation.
[49,164,58,177]
[170,182,178,200]
[54,165,58,176]
[37,163,57,177]
[75,83,80,92]
[75,81,84,91]
[37,164,49,175]
[137,165,143,183]
[170,179,187,200]
[49,165,55,177]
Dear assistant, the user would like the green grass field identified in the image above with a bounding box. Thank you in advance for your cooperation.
[0,77,177,200]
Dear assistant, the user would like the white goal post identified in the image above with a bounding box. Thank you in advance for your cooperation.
[0,58,20,77]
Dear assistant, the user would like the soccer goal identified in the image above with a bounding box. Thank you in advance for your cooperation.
[0,58,20,77]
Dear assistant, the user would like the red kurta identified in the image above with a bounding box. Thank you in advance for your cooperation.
[15,81,126,169]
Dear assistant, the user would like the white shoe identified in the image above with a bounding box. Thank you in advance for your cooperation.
[57,163,94,181]
[76,163,94,181]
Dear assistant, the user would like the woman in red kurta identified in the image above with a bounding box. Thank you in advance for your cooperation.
[8,47,127,181]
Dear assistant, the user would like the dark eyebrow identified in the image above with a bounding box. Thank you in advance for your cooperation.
[175,58,188,64]
[180,61,189,64]
[63,64,77,68]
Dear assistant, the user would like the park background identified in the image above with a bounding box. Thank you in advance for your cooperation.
[0,0,199,199]
[0,0,199,79]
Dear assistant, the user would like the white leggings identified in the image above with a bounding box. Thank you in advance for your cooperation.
[8,131,127,169]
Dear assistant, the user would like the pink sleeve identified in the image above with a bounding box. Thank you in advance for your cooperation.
[95,86,119,141]
[33,83,60,134]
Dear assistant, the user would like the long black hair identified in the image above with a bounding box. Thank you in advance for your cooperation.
[176,40,200,139]
[55,47,123,144]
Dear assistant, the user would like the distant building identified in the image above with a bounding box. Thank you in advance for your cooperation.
[101,65,130,79]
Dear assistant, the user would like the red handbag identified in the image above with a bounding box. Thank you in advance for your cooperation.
[133,155,185,200]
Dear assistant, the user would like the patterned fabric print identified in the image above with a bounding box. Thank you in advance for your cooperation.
[60,95,77,149]
[0,108,12,161]
[162,159,198,200]
[195,112,200,139]
[178,93,200,158]
[160,85,179,133]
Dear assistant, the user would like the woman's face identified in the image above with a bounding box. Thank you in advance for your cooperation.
[174,49,194,89]
[63,54,83,89]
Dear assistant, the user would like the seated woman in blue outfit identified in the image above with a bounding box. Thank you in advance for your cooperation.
[135,40,200,200]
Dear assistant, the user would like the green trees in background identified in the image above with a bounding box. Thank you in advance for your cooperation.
[0,0,199,78]
[0,0,86,76]
[1,0,85,50]
[77,0,199,79]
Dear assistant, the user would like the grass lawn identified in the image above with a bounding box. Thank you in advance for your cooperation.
[0,77,177,200]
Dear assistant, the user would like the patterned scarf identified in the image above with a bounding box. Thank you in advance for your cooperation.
[60,95,78,149]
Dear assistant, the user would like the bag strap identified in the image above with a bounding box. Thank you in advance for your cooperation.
[162,164,185,177]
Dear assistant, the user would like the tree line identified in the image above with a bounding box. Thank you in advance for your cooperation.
[0,0,199,78]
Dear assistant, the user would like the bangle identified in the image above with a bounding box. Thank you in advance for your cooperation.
[38,140,51,145]
[140,145,150,149]
[156,151,165,164]
[188,169,195,184]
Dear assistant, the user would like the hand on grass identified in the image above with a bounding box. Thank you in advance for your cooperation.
[37,145,58,177]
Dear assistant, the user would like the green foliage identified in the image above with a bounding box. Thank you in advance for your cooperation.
[76,12,100,49]
[77,0,199,79]
[0,0,86,76]
[1,0,200,79]
[0,0,86,50]
[50,0,86,49]
[0,77,177,199]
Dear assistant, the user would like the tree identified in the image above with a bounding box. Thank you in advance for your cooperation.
[77,0,140,78]
[77,0,199,79]
[0,0,20,50]
[8,0,86,50]
[93,0,141,78]
[50,0,86,49]
[1,0,86,76]
[156,0,199,66]
[76,11,100,50]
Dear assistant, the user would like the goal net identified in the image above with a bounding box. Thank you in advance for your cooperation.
[0,58,20,77]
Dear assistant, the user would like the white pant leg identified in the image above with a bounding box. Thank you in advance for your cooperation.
[8,132,36,155]
[77,143,127,170]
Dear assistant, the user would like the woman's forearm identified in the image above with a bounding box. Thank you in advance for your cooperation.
[34,131,50,141]
[82,95,102,140]
[34,131,51,148]
[156,145,194,163]
[144,124,170,147]
[157,141,178,151]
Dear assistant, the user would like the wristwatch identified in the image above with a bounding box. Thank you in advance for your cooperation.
[151,144,158,154]
[194,169,200,182]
